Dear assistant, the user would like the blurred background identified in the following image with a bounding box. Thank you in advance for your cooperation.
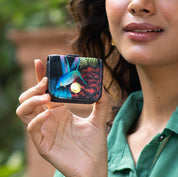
[0,0,74,176]
[0,0,122,176]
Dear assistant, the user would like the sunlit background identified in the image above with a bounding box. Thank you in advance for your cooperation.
[0,0,71,176]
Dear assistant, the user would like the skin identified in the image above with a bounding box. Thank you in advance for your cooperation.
[16,0,178,175]
[106,0,178,163]
[16,60,108,177]
[106,0,178,66]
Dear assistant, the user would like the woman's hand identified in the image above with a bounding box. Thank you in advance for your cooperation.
[16,59,109,177]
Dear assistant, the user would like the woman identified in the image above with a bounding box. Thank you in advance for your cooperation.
[16,0,178,176]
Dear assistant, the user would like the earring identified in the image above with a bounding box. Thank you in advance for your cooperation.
[111,39,115,46]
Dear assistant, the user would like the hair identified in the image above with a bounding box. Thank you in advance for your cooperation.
[68,0,141,98]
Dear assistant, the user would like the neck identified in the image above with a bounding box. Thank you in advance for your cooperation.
[136,63,178,129]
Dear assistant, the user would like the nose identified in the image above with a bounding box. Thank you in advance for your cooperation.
[128,0,156,16]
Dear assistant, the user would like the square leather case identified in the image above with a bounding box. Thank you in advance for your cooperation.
[46,54,103,104]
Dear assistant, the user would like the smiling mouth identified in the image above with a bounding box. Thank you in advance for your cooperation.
[127,29,164,33]
[124,23,164,42]
[124,22,164,32]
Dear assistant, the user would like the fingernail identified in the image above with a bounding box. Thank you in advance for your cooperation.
[34,59,40,65]
[34,59,37,66]
[40,77,47,83]
[41,94,48,100]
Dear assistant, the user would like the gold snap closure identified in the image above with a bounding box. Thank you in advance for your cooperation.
[70,82,81,93]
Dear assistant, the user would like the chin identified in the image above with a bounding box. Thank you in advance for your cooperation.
[120,47,156,66]
[122,54,152,66]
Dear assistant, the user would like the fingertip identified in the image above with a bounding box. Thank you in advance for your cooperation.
[40,93,51,105]
[34,59,43,71]
[34,58,44,65]
[43,109,51,117]
[34,59,41,64]
[90,89,109,125]
[46,93,51,103]
[34,59,46,83]
[40,76,48,84]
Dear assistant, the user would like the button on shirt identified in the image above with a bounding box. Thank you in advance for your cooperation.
[54,91,178,177]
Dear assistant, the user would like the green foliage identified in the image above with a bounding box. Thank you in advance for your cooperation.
[0,20,25,176]
[0,0,69,176]
[0,35,25,177]
[0,0,70,29]
[0,151,25,177]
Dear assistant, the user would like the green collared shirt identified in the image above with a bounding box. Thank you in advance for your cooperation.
[54,91,178,177]
[108,91,178,177]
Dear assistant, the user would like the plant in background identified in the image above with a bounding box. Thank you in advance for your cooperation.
[0,0,70,29]
[0,0,69,176]
[0,23,25,177]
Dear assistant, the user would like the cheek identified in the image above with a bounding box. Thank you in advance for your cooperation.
[159,2,178,23]
[106,0,127,24]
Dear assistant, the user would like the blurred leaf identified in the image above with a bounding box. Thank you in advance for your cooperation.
[6,151,23,170]
[0,151,25,177]
[0,0,70,29]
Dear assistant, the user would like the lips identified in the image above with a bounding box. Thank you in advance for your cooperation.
[124,22,164,42]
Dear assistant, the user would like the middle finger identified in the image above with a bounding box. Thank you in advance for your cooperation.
[19,77,48,104]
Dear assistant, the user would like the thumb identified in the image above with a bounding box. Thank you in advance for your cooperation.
[89,88,109,128]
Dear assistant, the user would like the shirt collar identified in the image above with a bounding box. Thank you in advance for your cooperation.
[166,106,178,134]
[117,91,143,133]
[107,90,178,172]
[108,91,143,172]
[113,90,178,135]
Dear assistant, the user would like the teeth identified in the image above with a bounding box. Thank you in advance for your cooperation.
[154,29,162,32]
[133,29,162,33]
[134,30,148,33]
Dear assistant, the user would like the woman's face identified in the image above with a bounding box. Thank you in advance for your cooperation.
[106,0,178,66]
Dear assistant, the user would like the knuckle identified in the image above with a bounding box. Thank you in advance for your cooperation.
[27,124,33,133]
[16,106,27,121]
[16,106,21,117]
[19,93,25,103]
[16,106,25,118]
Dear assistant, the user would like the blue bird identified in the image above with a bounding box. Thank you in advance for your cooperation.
[52,56,87,99]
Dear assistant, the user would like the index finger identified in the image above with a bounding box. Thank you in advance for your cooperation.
[34,59,46,83]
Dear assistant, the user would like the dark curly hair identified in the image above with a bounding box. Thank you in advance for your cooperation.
[68,0,141,97]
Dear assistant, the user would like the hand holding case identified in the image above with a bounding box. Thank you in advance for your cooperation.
[46,54,103,104]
